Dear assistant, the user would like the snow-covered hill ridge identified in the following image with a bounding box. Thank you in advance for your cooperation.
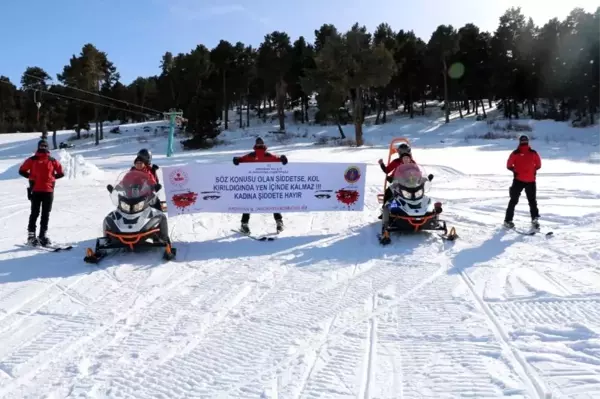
[0,115,598,398]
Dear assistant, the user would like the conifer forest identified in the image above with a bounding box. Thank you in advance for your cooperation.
[0,7,598,147]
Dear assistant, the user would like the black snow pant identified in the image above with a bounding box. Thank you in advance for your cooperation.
[504,179,539,222]
[383,187,393,205]
[28,191,54,236]
[241,213,282,224]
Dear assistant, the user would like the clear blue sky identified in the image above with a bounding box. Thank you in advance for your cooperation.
[1,0,595,87]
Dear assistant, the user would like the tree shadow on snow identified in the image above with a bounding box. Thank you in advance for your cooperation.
[446,228,524,276]
[0,239,171,284]
[0,162,23,181]
[182,232,337,262]
[182,221,446,272]
[281,222,440,270]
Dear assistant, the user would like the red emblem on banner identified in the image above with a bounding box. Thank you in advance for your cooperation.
[172,191,198,210]
[336,189,360,207]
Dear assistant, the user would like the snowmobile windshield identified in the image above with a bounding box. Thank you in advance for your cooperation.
[392,163,428,189]
[111,170,156,213]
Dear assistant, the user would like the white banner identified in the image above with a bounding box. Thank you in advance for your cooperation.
[162,162,367,216]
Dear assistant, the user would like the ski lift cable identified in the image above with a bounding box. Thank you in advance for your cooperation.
[22,72,163,115]
[0,80,156,117]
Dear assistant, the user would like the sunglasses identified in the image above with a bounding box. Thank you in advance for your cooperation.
[39,145,48,149]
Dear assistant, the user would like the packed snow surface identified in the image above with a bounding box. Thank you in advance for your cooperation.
[0,113,599,398]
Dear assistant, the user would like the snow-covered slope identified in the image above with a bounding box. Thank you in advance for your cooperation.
[0,114,599,398]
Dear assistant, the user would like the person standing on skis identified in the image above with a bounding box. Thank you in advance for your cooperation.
[232,137,288,234]
[504,134,541,229]
[18,139,64,246]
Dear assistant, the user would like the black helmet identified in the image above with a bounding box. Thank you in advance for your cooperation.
[137,148,152,164]
[397,143,411,156]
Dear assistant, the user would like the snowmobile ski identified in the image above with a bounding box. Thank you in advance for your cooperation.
[231,229,277,241]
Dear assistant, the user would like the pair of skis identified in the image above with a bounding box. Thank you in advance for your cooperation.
[506,224,553,237]
[231,229,281,241]
[18,243,73,252]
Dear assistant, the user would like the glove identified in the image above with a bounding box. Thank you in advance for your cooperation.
[152,164,159,171]
[386,175,394,183]
[106,184,114,193]
[233,157,240,165]
[428,174,434,181]
[280,155,288,165]
[154,183,162,192]
[378,159,384,165]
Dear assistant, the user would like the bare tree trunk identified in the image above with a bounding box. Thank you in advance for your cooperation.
[304,96,309,122]
[52,129,58,150]
[353,88,364,146]
[246,88,250,127]
[239,93,243,129]
[375,94,382,125]
[94,105,99,145]
[442,58,450,123]
[223,70,228,130]
[275,78,287,131]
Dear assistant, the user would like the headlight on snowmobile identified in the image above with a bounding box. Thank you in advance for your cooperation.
[401,190,411,199]
[414,189,423,199]
[119,201,130,212]
[131,201,145,213]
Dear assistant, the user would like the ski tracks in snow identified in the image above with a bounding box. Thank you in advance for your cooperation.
[0,229,296,398]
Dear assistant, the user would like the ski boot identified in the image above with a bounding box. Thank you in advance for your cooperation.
[38,235,52,247]
[531,217,540,231]
[378,227,391,245]
[27,232,38,246]
[162,240,177,261]
[276,219,284,233]
[240,223,250,234]
[503,220,515,229]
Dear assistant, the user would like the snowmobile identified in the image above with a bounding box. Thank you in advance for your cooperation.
[377,137,457,245]
[83,169,176,263]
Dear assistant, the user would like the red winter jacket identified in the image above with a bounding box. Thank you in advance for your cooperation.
[123,167,157,186]
[236,145,282,163]
[19,151,64,192]
[130,163,159,183]
[507,144,541,183]
[381,155,416,174]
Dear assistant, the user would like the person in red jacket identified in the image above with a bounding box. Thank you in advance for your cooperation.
[18,139,64,246]
[109,156,162,210]
[504,134,541,229]
[232,137,288,234]
[133,148,160,185]
[378,143,416,174]
[377,143,433,218]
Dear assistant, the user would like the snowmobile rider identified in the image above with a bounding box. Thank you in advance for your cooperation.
[232,137,288,234]
[134,148,160,184]
[377,143,432,218]
[132,149,162,211]
[18,139,65,246]
[504,134,541,230]
[107,157,163,211]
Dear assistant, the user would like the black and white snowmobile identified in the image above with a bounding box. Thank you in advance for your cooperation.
[83,169,176,263]
[377,140,457,245]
